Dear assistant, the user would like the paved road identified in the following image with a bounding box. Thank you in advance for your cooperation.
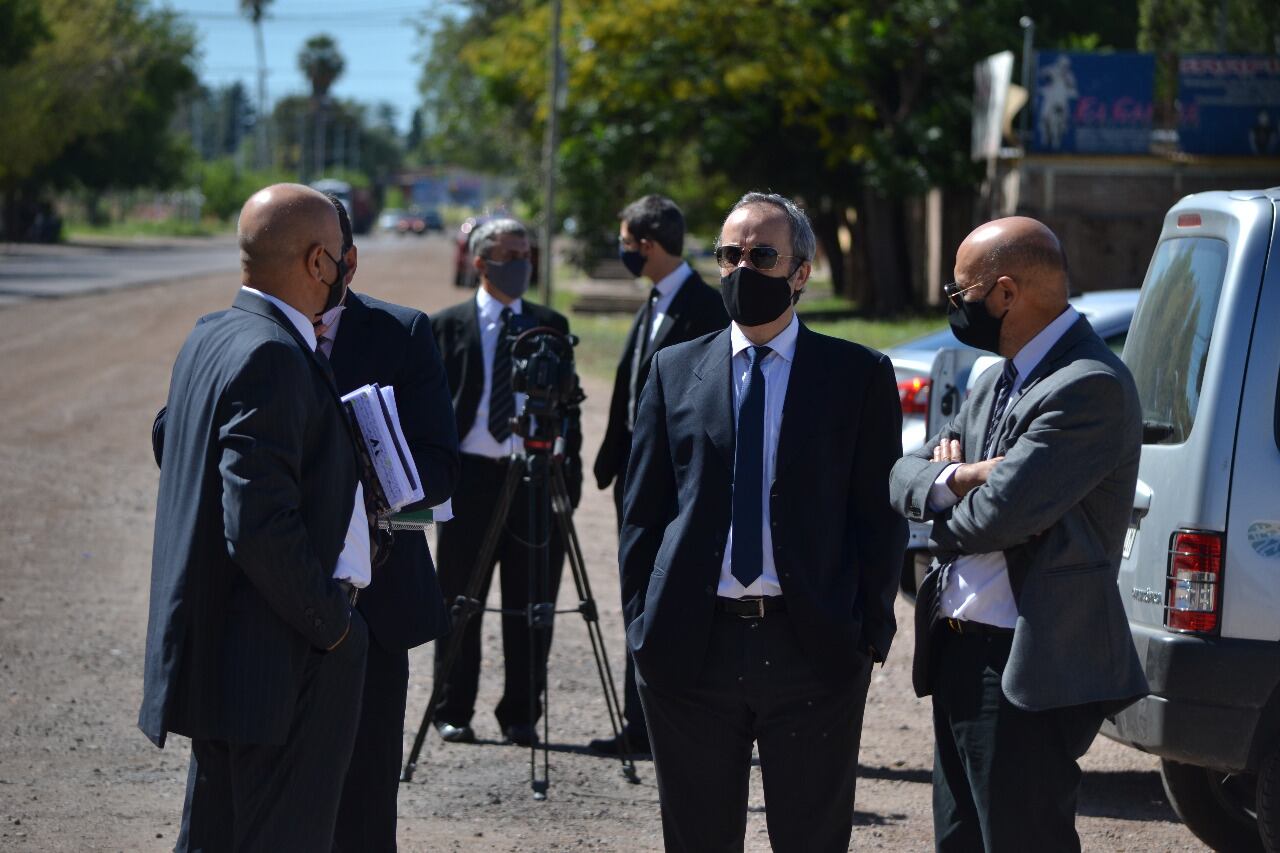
[0,234,428,307]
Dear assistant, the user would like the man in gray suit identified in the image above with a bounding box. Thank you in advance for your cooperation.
[890,217,1148,851]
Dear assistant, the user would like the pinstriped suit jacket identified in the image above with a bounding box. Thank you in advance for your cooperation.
[139,289,359,747]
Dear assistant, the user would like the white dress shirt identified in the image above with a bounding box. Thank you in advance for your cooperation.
[458,287,526,458]
[930,305,1081,626]
[242,286,371,588]
[717,313,800,598]
[645,261,692,345]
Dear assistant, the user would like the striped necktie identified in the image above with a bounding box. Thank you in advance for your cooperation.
[488,307,515,442]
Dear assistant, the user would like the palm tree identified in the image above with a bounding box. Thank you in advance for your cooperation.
[298,34,345,176]
[239,0,274,168]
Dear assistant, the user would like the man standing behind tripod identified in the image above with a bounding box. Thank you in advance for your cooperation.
[590,194,728,756]
[429,217,582,747]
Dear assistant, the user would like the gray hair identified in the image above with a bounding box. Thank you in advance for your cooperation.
[469,217,527,259]
[726,192,816,263]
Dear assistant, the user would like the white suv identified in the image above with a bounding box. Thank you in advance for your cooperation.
[1102,187,1280,851]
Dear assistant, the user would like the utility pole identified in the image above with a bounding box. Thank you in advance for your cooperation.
[1019,17,1035,148]
[539,0,562,306]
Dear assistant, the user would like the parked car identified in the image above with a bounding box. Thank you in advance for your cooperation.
[1098,187,1280,852]
[890,289,1141,598]
[395,207,443,237]
[377,208,404,233]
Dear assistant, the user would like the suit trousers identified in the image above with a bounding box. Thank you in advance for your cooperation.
[176,611,368,853]
[433,453,566,728]
[612,467,648,741]
[932,630,1104,853]
[333,637,410,853]
[637,609,873,853]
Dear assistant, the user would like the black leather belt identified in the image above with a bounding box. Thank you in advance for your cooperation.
[337,579,360,607]
[715,596,786,618]
[945,617,1012,636]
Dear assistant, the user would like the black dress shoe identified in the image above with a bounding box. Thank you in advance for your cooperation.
[587,730,650,756]
[434,721,475,743]
[503,723,538,746]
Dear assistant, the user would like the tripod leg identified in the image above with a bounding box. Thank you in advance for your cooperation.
[549,463,639,784]
[525,453,552,800]
[402,457,524,783]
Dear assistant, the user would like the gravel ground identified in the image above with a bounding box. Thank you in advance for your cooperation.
[0,234,1204,850]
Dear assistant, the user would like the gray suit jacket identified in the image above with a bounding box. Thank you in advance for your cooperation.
[890,316,1148,713]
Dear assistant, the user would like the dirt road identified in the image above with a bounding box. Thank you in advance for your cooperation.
[0,235,1202,850]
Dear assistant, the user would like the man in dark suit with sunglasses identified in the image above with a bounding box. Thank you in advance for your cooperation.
[621,192,907,851]
[589,194,728,757]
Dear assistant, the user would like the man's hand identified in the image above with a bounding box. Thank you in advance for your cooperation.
[932,439,1003,498]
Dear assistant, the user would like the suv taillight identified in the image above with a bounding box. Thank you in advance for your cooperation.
[898,376,930,416]
[1165,529,1224,634]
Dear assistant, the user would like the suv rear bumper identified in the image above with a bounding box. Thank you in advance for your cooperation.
[1102,625,1280,772]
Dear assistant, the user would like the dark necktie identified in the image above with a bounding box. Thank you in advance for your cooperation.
[627,287,661,431]
[730,345,771,588]
[488,307,515,442]
[982,360,1018,459]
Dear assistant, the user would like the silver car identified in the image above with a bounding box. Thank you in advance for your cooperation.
[1101,187,1280,852]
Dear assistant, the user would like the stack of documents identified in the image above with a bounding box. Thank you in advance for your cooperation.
[341,383,424,514]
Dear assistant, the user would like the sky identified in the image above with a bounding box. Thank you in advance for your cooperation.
[162,1,455,133]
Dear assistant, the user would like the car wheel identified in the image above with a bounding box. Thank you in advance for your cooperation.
[1160,758,1262,851]
[1257,747,1280,851]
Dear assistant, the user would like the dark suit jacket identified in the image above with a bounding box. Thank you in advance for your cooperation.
[430,295,583,504]
[593,268,729,490]
[619,323,908,691]
[139,289,359,748]
[327,291,459,651]
[890,316,1148,713]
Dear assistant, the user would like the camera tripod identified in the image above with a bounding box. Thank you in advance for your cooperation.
[402,428,640,798]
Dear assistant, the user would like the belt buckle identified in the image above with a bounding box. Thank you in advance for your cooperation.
[738,597,765,619]
[946,617,962,633]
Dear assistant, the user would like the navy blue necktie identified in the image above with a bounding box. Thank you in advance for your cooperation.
[982,359,1018,459]
[488,307,515,442]
[731,345,771,587]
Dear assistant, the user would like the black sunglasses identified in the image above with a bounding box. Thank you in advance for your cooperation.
[714,244,803,271]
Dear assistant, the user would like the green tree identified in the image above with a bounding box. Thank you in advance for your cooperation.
[0,0,197,237]
[418,0,1142,312]
[298,34,346,178]
[0,0,49,68]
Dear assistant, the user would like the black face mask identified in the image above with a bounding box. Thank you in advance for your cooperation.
[619,248,646,277]
[720,265,798,327]
[947,289,1006,354]
[320,248,349,314]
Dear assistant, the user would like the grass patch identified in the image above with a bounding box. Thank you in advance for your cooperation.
[65,218,229,240]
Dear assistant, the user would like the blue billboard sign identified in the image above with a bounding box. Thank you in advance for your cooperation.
[1178,55,1280,156]
[1031,51,1155,154]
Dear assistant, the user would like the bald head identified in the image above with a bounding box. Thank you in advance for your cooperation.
[958,216,1069,306]
[951,216,1073,358]
[238,183,342,283]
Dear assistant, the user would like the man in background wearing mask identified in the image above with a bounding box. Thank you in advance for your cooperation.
[317,197,461,852]
[620,192,906,851]
[588,194,728,757]
[889,217,1146,851]
[428,217,582,747]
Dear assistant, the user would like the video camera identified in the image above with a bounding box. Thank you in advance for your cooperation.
[504,317,584,454]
